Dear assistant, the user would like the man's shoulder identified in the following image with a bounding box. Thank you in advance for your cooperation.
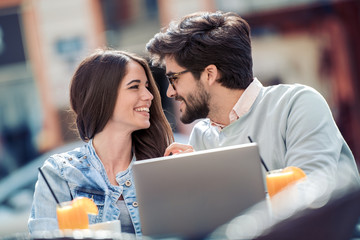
[192,118,211,131]
[189,119,214,150]
[264,82,320,95]
[261,83,323,103]
[189,119,212,141]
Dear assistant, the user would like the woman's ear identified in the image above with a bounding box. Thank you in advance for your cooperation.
[204,64,219,86]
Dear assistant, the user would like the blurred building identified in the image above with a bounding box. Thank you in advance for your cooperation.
[0,0,359,181]
[244,0,360,165]
[0,0,105,180]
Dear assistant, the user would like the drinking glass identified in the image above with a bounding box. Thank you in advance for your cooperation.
[56,201,89,230]
[266,170,295,197]
[266,167,306,197]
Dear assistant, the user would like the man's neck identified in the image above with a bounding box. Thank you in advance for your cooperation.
[208,87,245,126]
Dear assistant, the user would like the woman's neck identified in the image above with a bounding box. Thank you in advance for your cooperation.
[92,126,133,185]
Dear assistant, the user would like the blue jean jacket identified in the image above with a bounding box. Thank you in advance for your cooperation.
[28,139,142,237]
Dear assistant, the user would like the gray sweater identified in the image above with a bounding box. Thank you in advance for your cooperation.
[189,82,360,182]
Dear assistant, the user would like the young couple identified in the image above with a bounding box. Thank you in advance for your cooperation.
[29,11,360,237]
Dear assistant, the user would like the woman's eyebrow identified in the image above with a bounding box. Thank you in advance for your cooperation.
[126,79,141,85]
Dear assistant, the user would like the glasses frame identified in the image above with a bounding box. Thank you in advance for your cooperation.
[165,70,189,91]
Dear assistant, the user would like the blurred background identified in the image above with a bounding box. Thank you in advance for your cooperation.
[0,0,359,237]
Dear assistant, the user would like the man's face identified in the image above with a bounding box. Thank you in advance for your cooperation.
[164,56,210,124]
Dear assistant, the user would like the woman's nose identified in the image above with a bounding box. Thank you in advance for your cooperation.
[143,88,154,100]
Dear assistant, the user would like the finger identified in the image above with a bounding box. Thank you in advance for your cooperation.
[169,146,194,156]
[182,148,194,153]
[164,144,179,156]
[164,143,193,156]
[172,149,194,155]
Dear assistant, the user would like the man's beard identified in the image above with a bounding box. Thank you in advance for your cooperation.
[177,85,210,124]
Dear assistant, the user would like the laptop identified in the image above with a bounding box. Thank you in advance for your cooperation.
[132,143,266,239]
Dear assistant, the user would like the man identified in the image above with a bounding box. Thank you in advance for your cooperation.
[146,11,360,180]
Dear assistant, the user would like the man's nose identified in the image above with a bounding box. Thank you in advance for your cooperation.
[166,84,176,98]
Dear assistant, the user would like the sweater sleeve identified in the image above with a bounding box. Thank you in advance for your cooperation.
[283,86,351,177]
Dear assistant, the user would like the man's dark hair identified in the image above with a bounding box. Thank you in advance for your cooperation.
[146,11,253,89]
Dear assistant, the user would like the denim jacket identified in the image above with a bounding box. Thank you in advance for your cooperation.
[28,139,142,237]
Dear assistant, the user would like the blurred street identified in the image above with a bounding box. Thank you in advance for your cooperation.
[0,0,360,237]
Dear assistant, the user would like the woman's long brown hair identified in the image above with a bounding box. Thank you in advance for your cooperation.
[70,49,173,160]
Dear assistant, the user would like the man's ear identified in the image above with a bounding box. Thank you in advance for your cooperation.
[204,64,219,86]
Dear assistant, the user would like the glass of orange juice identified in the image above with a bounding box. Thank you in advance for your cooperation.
[266,166,306,197]
[57,197,98,230]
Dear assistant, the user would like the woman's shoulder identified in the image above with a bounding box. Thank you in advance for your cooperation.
[43,141,88,169]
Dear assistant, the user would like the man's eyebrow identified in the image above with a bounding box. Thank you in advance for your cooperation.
[165,71,175,76]
[126,79,141,85]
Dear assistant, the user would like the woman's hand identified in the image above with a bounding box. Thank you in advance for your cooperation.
[164,142,194,156]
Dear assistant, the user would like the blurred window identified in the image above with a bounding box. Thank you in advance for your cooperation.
[0,7,26,66]
[0,7,41,180]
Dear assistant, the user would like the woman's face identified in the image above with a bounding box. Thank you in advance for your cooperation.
[109,60,154,133]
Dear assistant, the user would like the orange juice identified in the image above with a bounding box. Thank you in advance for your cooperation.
[266,166,306,197]
[57,201,89,230]
[57,197,98,230]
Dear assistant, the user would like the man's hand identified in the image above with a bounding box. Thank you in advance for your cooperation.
[164,142,194,156]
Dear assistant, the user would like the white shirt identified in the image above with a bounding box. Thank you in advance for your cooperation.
[210,78,262,131]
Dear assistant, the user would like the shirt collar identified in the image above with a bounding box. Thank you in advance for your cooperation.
[210,78,262,130]
[86,139,102,171]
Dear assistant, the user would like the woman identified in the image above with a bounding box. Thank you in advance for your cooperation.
[28,49,173,237]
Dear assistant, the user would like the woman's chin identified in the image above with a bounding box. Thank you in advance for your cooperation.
[140,121,151,130]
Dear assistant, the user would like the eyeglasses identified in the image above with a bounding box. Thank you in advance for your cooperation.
[165,70,189,91]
